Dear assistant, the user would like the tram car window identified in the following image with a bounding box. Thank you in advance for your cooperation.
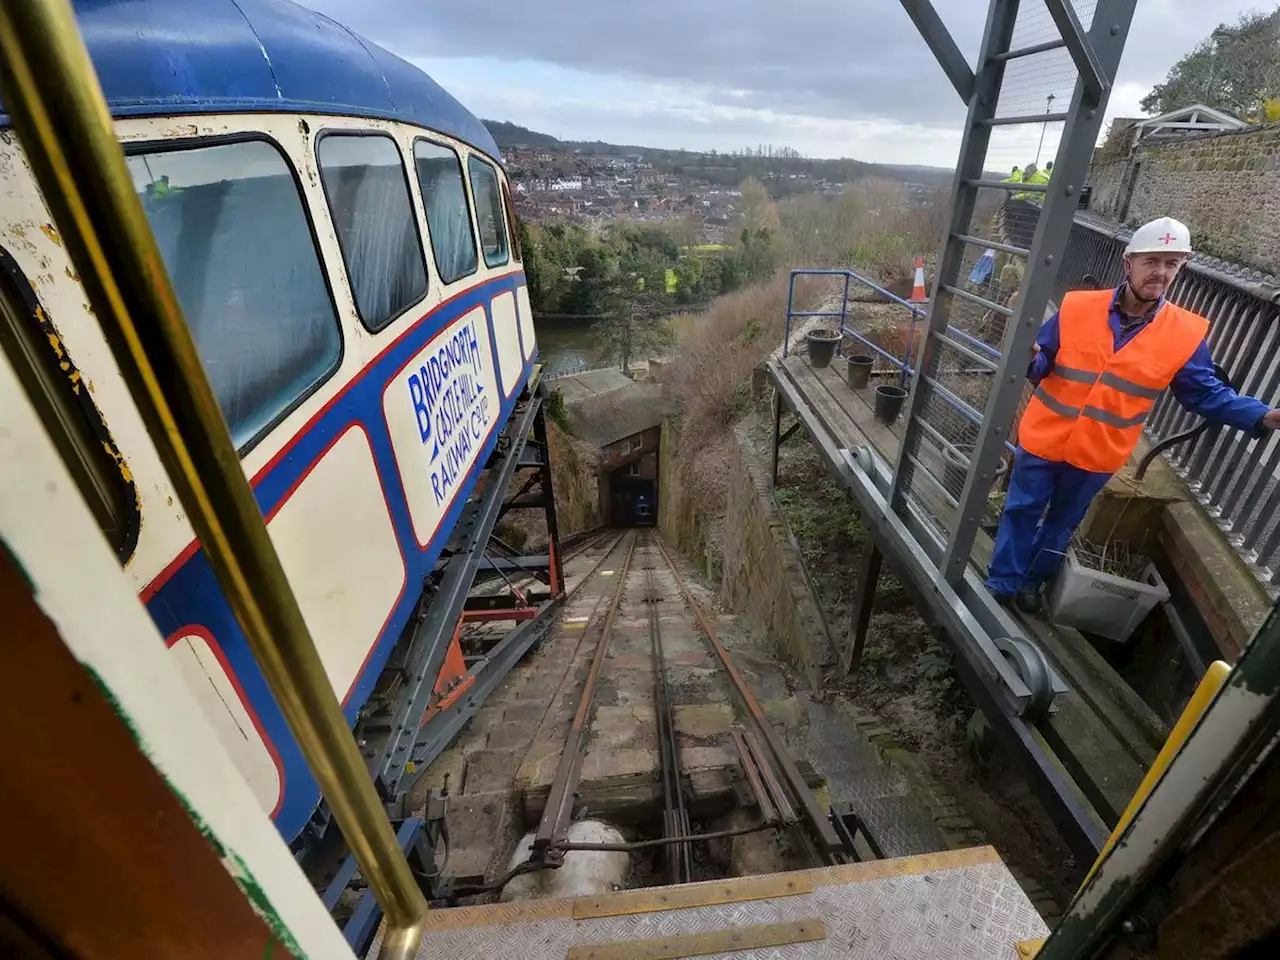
[127,140,342,449]
[315,133,428,331]
[467,156,510,268]
[413,139,479,284]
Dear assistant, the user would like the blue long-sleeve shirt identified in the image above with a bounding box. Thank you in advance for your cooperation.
[1028,286,1270,436]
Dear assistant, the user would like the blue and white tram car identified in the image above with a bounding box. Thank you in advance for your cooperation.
[0,0,537,843]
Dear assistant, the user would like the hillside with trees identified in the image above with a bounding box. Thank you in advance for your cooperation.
[484,120,957,190]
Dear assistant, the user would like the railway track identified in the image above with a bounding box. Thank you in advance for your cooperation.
[500,528,876,893]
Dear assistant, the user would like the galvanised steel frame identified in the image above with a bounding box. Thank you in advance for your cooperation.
[770,0,1139,864]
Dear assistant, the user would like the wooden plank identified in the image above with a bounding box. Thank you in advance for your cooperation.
[781,357,862,445]
[572,873,815,920]
[811,359,906,460]
[566,919,826,960]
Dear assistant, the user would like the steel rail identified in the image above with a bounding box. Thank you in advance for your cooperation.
[645,553,692,883]
[400,530,628,802]
[649,536,846,860]
[533,531,638,857]
[0,1,431,954]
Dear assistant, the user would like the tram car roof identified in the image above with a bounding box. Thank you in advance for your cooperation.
[0,0,503,164]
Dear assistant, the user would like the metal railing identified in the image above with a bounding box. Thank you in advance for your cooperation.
[1058,214,1280,586]
[783,268,922,388]
[0,2,427,955]
[783,269,1016,479]
[543,358,621,380]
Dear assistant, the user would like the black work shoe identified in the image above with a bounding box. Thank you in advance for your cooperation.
[992,591,1017,609]
[1015,587,1043,615]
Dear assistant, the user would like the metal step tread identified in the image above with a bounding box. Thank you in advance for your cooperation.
[368,847,1047,959]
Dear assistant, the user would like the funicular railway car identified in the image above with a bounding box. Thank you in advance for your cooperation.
[0,0,542,847]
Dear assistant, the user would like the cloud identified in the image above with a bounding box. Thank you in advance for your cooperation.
[302,0,981,127]
[296,0,1262,164]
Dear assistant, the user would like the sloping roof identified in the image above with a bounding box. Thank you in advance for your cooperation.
[1133,104,1245,143]
[566,382,672,448]
[0,0,501,162]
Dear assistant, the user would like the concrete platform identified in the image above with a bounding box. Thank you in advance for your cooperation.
[370,847,1048,959]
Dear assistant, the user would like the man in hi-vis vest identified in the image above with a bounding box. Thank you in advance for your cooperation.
[987,217,1280,613]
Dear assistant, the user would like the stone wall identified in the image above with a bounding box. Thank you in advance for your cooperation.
[1085,156,1130,219]
[719,423,835,686]
[1086,124,1280,274]
[657,418,717,580]
[658,417,835,686]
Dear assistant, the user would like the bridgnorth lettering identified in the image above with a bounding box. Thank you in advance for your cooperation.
[406,318,493,507]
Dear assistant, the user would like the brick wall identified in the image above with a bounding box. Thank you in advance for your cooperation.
[1086,124,1280,273]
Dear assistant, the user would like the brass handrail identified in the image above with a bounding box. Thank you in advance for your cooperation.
[0,2,426,956]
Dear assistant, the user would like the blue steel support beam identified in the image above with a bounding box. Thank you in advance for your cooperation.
[896,0,975,103]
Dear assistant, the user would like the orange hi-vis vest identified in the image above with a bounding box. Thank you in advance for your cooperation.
[1018,289,1208,473]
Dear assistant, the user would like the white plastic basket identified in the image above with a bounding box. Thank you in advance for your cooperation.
[1047,548,1170,642]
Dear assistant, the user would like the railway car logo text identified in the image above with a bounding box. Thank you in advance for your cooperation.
[407,318,492,506]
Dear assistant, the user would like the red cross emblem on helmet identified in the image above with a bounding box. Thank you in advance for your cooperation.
[1160,232,1176,245]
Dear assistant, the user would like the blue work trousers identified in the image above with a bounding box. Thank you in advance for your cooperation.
[985,447,1111,596]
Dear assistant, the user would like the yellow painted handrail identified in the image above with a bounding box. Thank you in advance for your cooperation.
[0,2,426,955]
[1078,659,1231,892]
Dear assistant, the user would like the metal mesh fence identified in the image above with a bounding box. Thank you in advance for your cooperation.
[897,1,1082,544]
[1057,216,1280,586]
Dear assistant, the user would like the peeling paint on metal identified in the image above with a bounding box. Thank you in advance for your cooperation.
[39,223,61,246]
[17,295,141,552]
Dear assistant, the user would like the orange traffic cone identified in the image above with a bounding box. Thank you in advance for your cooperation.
[909,256,928,303]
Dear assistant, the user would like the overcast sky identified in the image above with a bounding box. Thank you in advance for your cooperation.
[298,0,1263,167]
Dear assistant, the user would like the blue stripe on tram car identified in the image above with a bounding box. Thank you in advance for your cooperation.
[0,0,538,842]
[143,272,532,841]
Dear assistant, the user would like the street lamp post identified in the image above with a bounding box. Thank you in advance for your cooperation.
[1035,92,1057,166]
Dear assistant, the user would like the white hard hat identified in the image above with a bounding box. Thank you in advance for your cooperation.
[1125,217,1192,256]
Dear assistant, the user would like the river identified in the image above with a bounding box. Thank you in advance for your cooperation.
[534,316,605,377]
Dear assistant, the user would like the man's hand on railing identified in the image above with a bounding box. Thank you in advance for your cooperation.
[1263,409,1280,431]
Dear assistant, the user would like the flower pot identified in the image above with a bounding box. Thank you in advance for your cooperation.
[874,385,908,424]
[805,329,841,369]
[942,443,1010,496]
[846,354,875,389]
